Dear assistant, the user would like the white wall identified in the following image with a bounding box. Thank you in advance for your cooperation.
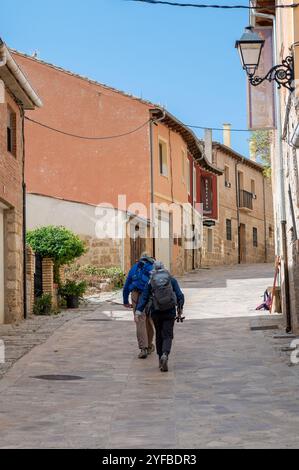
[27,194,102,236]
[26,194,125,269]
[0,209,4,324]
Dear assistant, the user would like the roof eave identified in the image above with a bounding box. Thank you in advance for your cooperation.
[0,40,42,109]
[213,142,265,172]
[150,108,223,176]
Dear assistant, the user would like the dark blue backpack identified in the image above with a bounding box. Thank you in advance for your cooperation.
[132,259,154,292]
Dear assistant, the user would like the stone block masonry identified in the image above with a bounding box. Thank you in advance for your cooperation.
[4,209,24,324]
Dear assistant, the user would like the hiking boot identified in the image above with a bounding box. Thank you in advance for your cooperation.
[138,348,148,359]
[160,353,168,372]
[147,344,155,355]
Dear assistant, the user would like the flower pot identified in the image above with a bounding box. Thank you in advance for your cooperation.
[66,295,79,309]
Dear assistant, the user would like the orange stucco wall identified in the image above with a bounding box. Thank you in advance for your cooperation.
[13,53,152,215]
[152,123,190,206]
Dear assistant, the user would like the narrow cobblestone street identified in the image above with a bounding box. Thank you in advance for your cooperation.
[0,264,299,449]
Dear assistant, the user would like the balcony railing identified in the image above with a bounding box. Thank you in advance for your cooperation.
[239,189,253,210]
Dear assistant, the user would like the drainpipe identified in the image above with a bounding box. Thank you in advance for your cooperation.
[251,9,291,331]
[149,119,156,258]
[262,176,268,263]
[20,107,27,320]
[149,109,166,259]
[235,162,240,264]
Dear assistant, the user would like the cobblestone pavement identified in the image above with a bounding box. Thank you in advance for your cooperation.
[0,304,99,380]
[0,264,299,449]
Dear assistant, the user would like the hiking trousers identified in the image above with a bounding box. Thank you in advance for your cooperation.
[131,290,154,350]
[151,312,175,358]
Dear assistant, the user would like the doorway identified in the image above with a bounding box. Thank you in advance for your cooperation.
[155,210,171,270]
[130,224,146,266]
[0,208,4,324]
[239,223,246,263]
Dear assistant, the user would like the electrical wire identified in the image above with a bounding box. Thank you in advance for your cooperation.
[25,115,252,139]
[186,124,251,132]
[126,0,299,9]
[25,116,151,140]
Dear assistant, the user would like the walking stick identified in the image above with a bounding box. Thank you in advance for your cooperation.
[176,306,185,323]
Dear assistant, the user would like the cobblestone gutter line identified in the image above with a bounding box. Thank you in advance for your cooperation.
[0,302,99,380]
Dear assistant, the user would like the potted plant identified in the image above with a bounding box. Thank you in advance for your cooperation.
[33,294,53,316]
[59,280,87,309]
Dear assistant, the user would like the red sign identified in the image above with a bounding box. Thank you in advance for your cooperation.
[201,175,213,216]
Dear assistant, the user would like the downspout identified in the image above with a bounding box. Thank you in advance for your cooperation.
[20,107,27,320]
[149,109,166,259]
[149,119,156,258]
[251,9,291,331]
[192,161,195,271]
[262,176,268,263]
[235,162,240,264]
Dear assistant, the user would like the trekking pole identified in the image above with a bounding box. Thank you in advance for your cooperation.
[176,306,185,323]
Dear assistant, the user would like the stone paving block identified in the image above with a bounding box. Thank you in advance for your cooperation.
[0,264,299,448]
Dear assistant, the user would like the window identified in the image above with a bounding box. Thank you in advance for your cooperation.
[159,140,168,177]
[7,107,16,156]
[207,228,213,253]
[253,227,258,247]
[193,166,197,203]
[187,159,191,195]
[181,150,186,183]
[269,225,273,239]
[226,219,232,241]
[238,171,244,190]
[251,179,256,198]
[224,165,231,187]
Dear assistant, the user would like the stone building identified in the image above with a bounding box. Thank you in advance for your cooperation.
[12,51,222,276]
[240,1,299,332]
[0,39,41,324]
[201,127,275,266]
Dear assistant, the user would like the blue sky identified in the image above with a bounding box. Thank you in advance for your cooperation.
[2,0,251,155]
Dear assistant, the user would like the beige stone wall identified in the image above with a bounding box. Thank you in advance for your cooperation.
[4,209,24,323]
[201,147,275,267]
[280,103,299,332]
[0,90,25,324]
[79,236,123,269]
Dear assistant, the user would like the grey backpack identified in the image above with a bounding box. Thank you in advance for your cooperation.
[150,270,177,312]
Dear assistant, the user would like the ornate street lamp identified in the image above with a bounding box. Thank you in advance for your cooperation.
[236,26,294,92]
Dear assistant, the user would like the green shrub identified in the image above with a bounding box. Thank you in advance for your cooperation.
[33,294,53,316]
[59,280,87,298]
[27,226,86,265]
[27,226,86,284]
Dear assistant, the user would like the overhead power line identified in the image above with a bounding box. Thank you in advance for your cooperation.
[126,0,299,9]
[25,116,151,140]
[187,124,251,132]
[26,115,251,140]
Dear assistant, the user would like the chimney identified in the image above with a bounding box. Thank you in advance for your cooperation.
[249,140,257,162]
[204,128,213,163]
[223,123,231,148]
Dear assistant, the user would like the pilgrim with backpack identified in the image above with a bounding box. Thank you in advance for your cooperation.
[136,261,185,372]
[123,253,155,359]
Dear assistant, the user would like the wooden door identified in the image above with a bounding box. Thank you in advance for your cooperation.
[130,225,146,266]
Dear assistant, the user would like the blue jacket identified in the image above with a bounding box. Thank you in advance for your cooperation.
[137,277,185,316]
[123,258,155,304]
